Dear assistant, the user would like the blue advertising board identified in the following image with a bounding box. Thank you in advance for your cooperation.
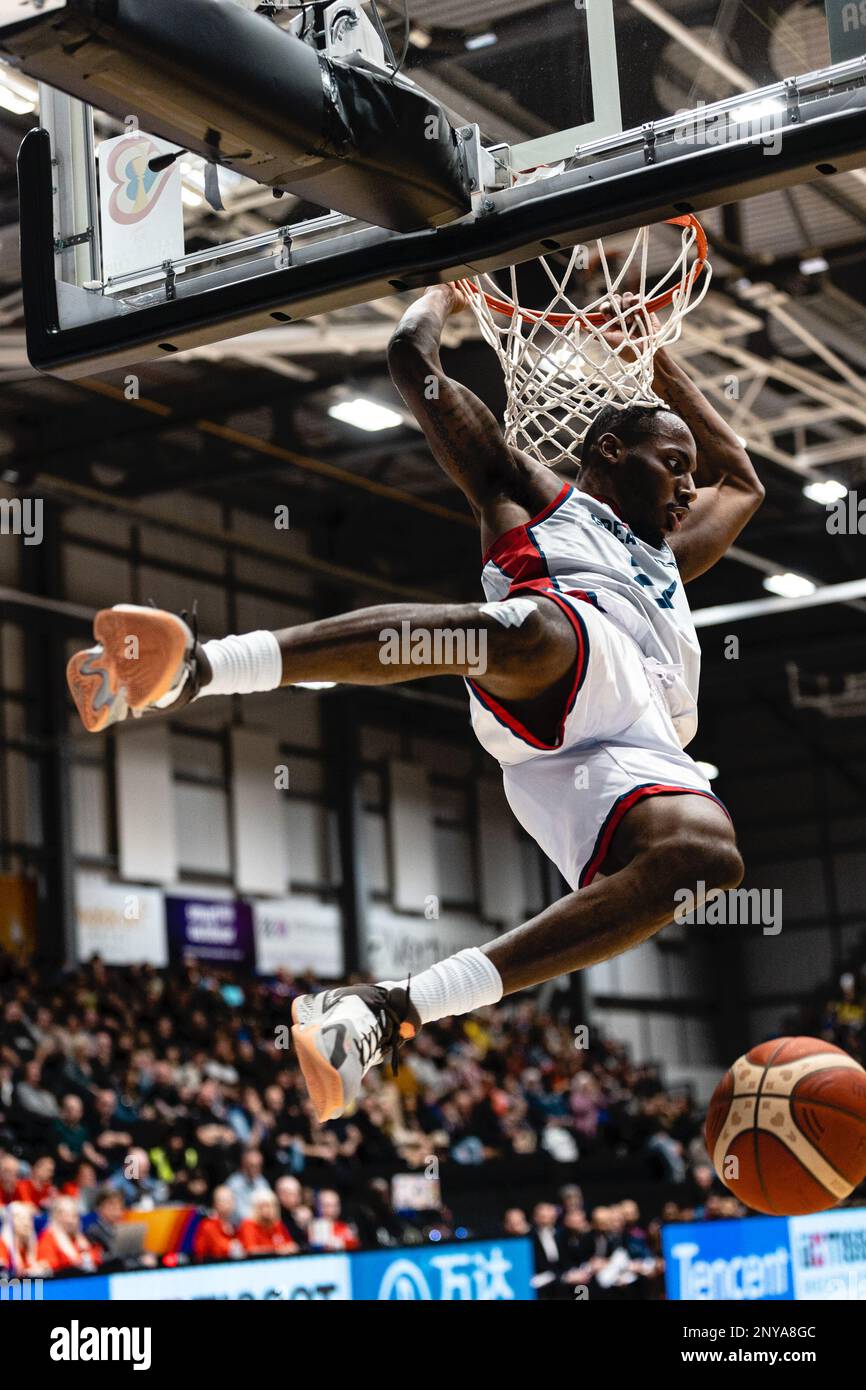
[663,1207,866,1300]
[0,1239,534,1303]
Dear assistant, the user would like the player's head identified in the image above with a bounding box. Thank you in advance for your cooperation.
[578,402,697,548]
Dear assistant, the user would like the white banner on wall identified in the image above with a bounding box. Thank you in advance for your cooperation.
[253,897,343,978]
[75,875,167,967]
[364,907,489,979]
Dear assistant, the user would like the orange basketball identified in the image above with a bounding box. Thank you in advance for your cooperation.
[706,1037,866,1215]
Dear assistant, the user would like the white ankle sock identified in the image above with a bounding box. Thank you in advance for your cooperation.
[199,631,283,698]
[381,947,503,1026]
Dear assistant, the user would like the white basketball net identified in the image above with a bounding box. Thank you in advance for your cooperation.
[458,217,712,467]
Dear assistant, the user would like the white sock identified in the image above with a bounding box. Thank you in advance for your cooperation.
[199,631,283,698]
[381,947,503,1026]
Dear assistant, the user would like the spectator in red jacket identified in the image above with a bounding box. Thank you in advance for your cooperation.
[194,1184,243,1262]
[238,1191,297,1256]
[36,1195,101,1274]
[308,1189,360,1252]
[15,1155,57,1211]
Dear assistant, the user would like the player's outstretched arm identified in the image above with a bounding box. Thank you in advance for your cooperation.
[388,284,558,529]
[653,347,765,581]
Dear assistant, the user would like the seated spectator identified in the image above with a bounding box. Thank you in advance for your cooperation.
[502,1207,531,1237]
[52,1094,104,1174]
[227,1148,273,1220]
[61,1160,99,1211]
[0,1153,20,1207]
[308,1189,360,1252]
[111,1148,169,1210]
[36,1195,101,1275]
[530,1202,564,1301]
[15,1154,57,1211]
[355,1177,421,1250]
[91,1090,134,1168]
[238,1191,297,1256]
[194,1185,244,1262]
[84,1186,156,1270]
[15,1060,60,1122]
[275,1175,308,1249]
[0,1201,50,1277]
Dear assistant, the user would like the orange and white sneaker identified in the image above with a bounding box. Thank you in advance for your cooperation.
[66,605,204,733]
[291,983,420,1123]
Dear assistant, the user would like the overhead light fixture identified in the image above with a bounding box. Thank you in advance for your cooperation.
[181,187,204,208]
[328,398,402,432]
[763,571,816,599]
[465,32,498,50]
[695,760,719,781]
[730,96,784,125]
[409,26,432,48]
[799,255,829,276]
[803,479,847,504]
[294,681,337,691]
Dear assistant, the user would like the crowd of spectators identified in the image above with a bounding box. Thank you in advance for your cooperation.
[0,949,755,1278]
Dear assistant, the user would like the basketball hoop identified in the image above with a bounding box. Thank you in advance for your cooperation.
[457,215,711,466]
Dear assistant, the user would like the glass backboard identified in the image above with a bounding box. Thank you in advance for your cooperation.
[398,0,841,170]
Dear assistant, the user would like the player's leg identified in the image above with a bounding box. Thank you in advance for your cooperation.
[292,792,742,1121]
[66,594,576,733]
[482,792,742,990]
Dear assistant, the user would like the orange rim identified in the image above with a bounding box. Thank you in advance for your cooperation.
[460,214,709,328]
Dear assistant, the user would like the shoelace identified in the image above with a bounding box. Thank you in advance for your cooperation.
[355,979,413,1076]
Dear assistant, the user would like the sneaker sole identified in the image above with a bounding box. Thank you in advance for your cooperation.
[292,1022,345,1123]
[67,607,190,733]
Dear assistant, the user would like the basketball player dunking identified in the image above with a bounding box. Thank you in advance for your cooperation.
[67,285,764,1123]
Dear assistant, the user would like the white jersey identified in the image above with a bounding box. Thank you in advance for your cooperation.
[476,483,701,747]
[463,483,726,887]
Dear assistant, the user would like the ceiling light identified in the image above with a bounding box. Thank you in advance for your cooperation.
[181,187,203,208]
[409,26,432,48]
[465,32,498,50]
[294,681,337,691]
[0,85,34,115]
[730,97,784,124]
[763,571,816,599]
[695,760,719,781]
[799,255,829,276]
[803,479,847,504]
[328,398,402,432]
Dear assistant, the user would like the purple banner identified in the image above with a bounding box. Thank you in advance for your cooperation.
[166,896,255,968]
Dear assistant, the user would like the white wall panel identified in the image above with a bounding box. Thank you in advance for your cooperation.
[285,799,326,888]
[615,939,665,997]
[71,763,109,859]
[115,723,177,884]
[362,811,388,894]
[175,783,231,876]
[388,760,438,913]
[230,727,288,896]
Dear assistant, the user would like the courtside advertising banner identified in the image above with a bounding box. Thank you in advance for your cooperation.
[12,1240,533,1301]
[664,1208,866,1300]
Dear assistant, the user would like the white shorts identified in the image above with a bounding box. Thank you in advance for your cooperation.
[466,584,729,889]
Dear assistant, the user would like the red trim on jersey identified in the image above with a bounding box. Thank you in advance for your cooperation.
[467,587,589,751]
[578,784,732,887]
[481,482,572,573]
